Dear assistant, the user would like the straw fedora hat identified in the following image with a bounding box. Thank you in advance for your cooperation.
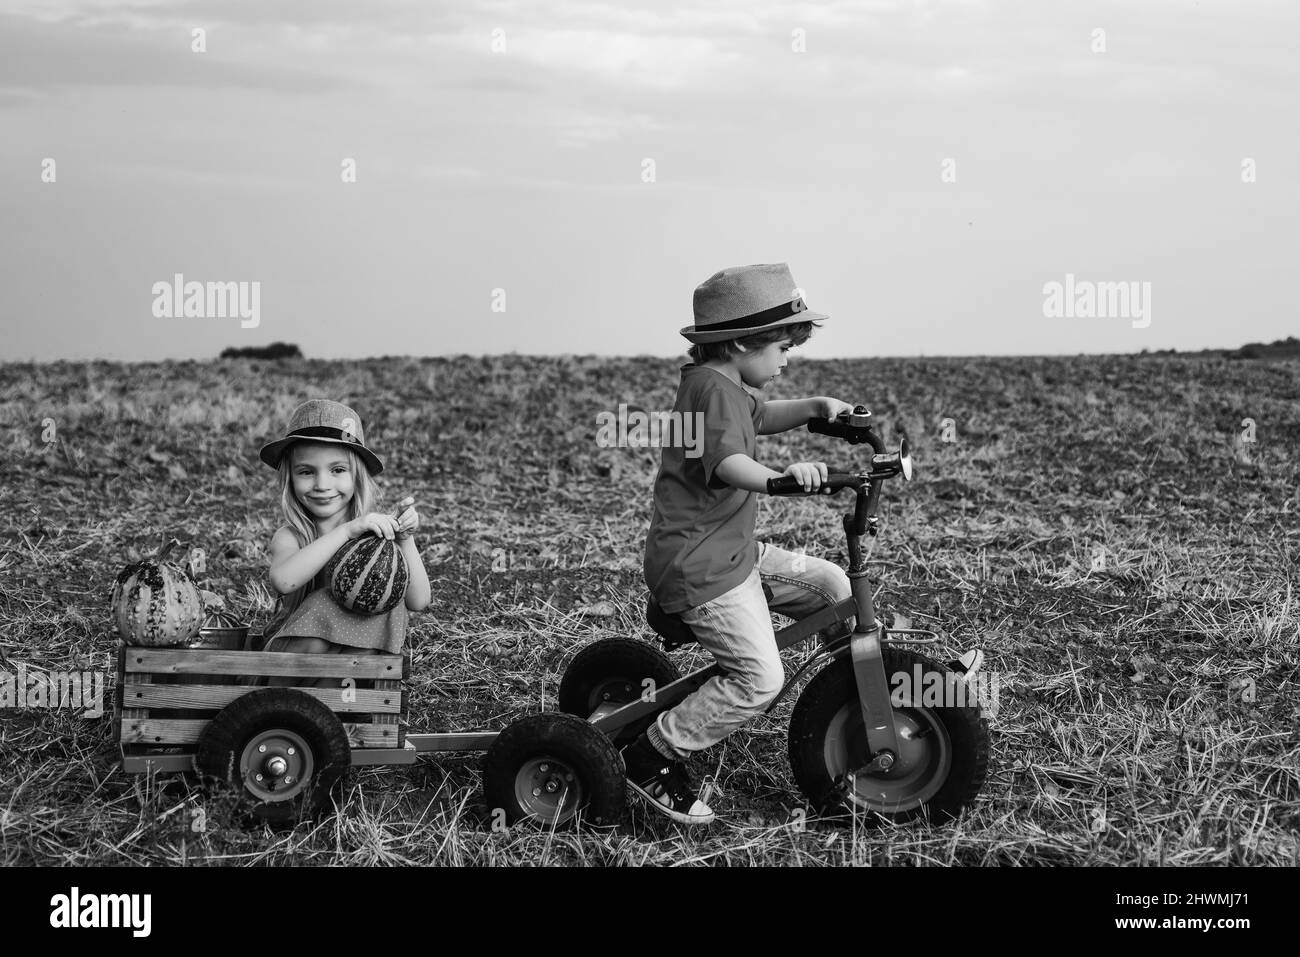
[259,399,384,474]
[681,263,828,344]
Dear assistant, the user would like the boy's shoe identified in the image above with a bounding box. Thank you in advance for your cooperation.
[621,735,715,826]
[948,649,984,682]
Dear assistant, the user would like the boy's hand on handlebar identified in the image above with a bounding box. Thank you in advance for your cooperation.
[348,512,402,541]
[783,461,832,493]
[817,397,856,422]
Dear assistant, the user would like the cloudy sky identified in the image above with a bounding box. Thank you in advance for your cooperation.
[2,0,1296,361]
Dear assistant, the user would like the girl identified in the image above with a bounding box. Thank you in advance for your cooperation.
[257,399,431,683]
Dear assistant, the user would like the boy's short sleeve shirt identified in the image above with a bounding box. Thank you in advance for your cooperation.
[644,364,766,614]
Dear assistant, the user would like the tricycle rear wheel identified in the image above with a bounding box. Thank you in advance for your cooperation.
[482,712,625,828]
[557,638,681,745]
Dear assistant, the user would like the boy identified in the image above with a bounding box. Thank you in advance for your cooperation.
[625,263,860,825]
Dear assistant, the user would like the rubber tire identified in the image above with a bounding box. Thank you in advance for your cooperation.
[788,647,989,826]
[482,712,627,828]
[557,638,681,745]
[194,688,352,829]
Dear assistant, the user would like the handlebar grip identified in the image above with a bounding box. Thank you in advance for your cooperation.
[766,472,862,495]
[807,413,886,452]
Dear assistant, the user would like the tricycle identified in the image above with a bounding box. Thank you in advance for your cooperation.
[483,406,991,827]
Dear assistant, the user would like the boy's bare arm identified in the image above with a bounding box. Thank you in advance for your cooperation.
[758,398,819,435]
[714,453,784,492]
[758,396,855,435]
[715,453,833,493]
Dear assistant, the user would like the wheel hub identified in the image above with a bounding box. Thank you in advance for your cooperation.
[239,730,314,803]
[590,679,636,711]
[826,704,950,813]
[514,755,583,824]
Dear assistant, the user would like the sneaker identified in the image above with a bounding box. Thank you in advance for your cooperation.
[948,649,984,682]
[621,735,715,826]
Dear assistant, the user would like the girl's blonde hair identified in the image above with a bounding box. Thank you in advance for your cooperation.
[268,441,380,629]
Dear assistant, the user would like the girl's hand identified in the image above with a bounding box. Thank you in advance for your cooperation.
[393,497,420,541]
[783,461,831,493]
[818,397,855,421]
[348,512,402,541]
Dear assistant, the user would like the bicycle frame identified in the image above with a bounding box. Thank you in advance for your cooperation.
[589,452,934,775]
[587,598,854,734]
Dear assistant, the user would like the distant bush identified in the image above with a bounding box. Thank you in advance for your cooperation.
[220,342,303,360]
[1228,336,1300,360]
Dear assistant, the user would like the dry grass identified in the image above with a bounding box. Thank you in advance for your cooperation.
[0,353,1297,865]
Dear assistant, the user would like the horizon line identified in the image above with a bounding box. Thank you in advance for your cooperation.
[0,347,1284,367]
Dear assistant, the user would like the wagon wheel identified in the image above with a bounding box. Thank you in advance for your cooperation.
[194,688,351,829]
[482,712,626,829]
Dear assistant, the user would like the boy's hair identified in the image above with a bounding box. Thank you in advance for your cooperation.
[688,320,820,365]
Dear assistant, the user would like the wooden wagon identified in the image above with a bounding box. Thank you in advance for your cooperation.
[113,643,497,825]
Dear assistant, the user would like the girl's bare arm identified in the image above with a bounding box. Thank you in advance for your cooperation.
[267,523,352,594]
[390,499,432,612]
[398,537,432,612]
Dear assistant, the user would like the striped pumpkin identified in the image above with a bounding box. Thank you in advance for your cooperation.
[111,541,204,646]
[325,535,409,615]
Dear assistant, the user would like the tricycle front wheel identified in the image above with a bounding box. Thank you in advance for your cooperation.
[788,648,989,826]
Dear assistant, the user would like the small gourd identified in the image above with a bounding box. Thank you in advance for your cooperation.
[325,535,409,615]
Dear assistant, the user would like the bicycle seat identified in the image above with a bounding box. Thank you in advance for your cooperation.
[647,584,775,652]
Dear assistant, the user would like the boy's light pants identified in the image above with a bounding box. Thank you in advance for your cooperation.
[649,542,854,760]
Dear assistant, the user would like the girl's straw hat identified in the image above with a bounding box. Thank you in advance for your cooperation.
[259,399,384,474]
[680,263,829,344]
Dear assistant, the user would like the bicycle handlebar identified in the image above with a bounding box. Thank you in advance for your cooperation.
[766,404,913,504]
[766,407,912,543]
[807,406,886,453]
[766,472,863,496]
